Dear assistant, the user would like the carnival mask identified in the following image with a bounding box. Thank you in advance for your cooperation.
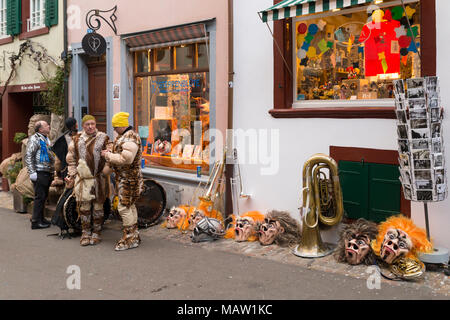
[344,233,371,265]
[191,217,224,243]
[234,216,257,242]
[188,209,206,231]
[380,228,413,264]
[154,139,171,154]
[258,218,284,246]
[166,207,186,229]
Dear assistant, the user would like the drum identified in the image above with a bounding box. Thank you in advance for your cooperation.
[135,179,167,228]
[60,189,112,233]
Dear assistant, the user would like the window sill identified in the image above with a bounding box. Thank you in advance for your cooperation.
[268,107,396,119]
[0,36,13,45]
[142,166,210,184]
[19,27,49,40]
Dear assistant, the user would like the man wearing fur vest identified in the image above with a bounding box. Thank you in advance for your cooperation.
[66,115,111,246]
[102,112,143,251]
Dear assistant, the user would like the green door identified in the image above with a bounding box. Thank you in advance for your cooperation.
[338,161,401,222]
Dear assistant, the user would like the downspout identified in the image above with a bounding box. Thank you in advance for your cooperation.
[63,0,69,117]
[225,0,234,217]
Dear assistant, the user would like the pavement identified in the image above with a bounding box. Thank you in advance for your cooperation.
[0,190,448,300]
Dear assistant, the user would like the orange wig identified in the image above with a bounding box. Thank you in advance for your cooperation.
[371,215,432,260]
[224,211,265,241]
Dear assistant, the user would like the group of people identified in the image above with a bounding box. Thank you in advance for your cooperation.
[24,112,144,251]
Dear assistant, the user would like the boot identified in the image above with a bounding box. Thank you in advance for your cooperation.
[79,211,92,246]
[115,224,140,251]
[90,210,104,245]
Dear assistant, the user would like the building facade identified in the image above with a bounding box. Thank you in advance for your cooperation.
[0,0,63,164]
[67,0,230,209]
[232,0,449,247]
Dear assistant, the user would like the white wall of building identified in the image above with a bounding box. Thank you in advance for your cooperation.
[233,0,449,247]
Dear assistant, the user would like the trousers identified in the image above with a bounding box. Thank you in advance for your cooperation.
[32,171,53,222]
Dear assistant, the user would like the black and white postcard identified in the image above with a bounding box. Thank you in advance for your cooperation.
[411,128,429,139]
[416,180,433,190]
[413,150,430,160]
[432,138,442,153]
[408,98,426,109]
[432,153,444,167]
[397,125,408,139]
[410,109,427,119]
[398,139,410,153]
[407,78,425,89]
[410,119,428,129]
[414,159,431,169]
[415,170,432,180]
[396,110,407,123]
[417,190,433,201]
[411,139,429,150]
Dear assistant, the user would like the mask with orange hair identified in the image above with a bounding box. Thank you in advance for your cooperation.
[371,215,432,264]
[225,211,265,242]
[164,206,193,230]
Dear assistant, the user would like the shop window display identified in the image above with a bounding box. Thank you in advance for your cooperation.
[294,2,421,102]
[134,42,210,174]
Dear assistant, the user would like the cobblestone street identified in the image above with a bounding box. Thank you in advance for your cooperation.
[0,191,448,300]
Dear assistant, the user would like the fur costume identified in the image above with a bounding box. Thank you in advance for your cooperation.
[225,211,265,242]
[66,129,110,246]
[108,129,143,208]
[257,210,301,247]
[67,130,111,204]
[335,218,378,265]
[371,215,432,264]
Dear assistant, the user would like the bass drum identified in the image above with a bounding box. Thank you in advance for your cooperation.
[62,192,112,232]
[136,179,167,228]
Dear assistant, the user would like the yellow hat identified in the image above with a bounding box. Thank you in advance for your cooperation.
[111,112,130,128]
[82,115,96,124]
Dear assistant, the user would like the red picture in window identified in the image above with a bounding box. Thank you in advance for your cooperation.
[359,13,401,76]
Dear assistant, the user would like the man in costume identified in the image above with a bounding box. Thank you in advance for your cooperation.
[66,115,111,246]
[102,112,143,251]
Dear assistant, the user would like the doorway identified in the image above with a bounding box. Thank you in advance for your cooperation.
[87,55,107,133]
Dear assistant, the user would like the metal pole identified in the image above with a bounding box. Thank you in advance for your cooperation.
[424,202,431,241]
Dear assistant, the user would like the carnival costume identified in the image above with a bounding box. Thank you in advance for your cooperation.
[105,112,144,251]
[66,115,111,246]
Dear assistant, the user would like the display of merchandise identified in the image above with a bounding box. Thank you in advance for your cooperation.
[394,76,447,202]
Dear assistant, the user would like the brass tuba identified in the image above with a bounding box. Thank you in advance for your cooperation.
[293,154,344,258]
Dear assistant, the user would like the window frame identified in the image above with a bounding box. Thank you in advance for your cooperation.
[133,42,211,174]
[29,0,45,32]
[269,0,436,119]
[0,0,7,38]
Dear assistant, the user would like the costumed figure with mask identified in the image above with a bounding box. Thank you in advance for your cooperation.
[53,117,78,179]
[224,211,265,242]
[334,218,378,265]
[257,210,301,247]
[102,112,144,251]
[66,115,111,246]
[371,215,433,279]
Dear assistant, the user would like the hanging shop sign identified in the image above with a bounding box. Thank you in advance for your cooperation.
[82,32,107,57]
[394,76,447,202]
[82,5,117,57]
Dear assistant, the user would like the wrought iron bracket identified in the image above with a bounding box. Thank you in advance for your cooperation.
[86,5,118,35]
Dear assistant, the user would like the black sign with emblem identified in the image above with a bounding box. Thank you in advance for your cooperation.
[82,32,107,57]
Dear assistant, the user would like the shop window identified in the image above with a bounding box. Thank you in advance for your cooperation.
[269,0,435,119]
[294,2,420,105]
[134,42,210,174]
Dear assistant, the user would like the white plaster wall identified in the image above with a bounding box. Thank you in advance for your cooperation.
[233,0,449,247]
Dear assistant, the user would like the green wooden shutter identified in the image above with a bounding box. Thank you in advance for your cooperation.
[339,161,369,220]
[338,161,402,223]
[45,0,58,27]
[6,0,21,36]
[368,163,402,223]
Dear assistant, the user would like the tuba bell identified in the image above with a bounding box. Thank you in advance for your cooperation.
[293,153,344,258]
